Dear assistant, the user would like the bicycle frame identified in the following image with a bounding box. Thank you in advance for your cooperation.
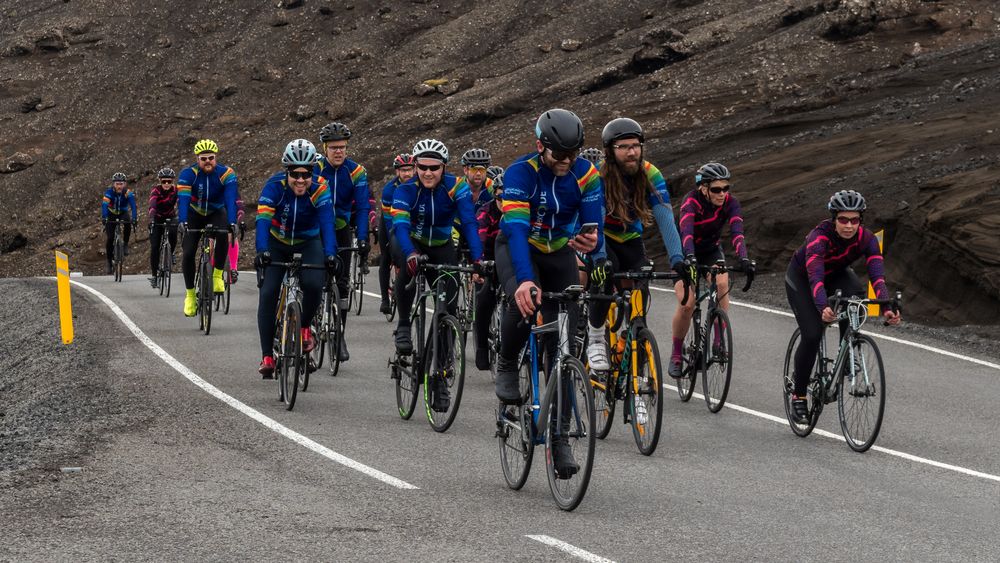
[817,293,896,401]
[526,297,579,445]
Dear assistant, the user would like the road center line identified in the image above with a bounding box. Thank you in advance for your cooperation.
[68,278,419,491]
[648,285,1000,371]
[526,535,616,563]
[664,383,1000,484]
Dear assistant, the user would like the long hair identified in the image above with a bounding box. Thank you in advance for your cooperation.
[602,151,656,226]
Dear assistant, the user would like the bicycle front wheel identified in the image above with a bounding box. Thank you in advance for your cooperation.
[310,291,328,370]
[837,334,886,452]
[676,322,698,401]
[591,367,616,440]
[424,315,466,433]
[328,286,343,377]
[701,309,733,413]
[347,252,358,313]
[544,356,596,512]
[782,329,821,436]
[200,259,213,335]
[354,256,364,315]
[487,298,503,382]
[279,301,302,410]
[498,351,534,490]
[632,328,664,455]
[222,263,232,314]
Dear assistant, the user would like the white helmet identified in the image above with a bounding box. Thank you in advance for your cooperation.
[282,139,317,167]
[412,138,449,164]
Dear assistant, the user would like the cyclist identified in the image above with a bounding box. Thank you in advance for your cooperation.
[668,163,754,378]
[101,172,137,274]
[580,147,604,166]
[785,190,900,423]
[255,139,338,378]
[177,139,239,317]
[584,118,686,371]
[495,108,603,477]
[314,122,369,362]
[390,138,483,411]
[473,171,504,370]
[147,167,178,286]
[378,153,416,314]
[452,148,495,261]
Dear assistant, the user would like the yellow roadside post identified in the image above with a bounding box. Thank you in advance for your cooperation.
[55,250,74,344]
[867,230,885,317]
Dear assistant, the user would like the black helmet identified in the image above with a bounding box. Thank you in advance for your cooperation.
[535,108,585,151]
[486,165,504,181]
[460,148,491,167]
[157,167,176,179]
[695,162,731,184]
[828,190,866,213]
[580,147,604,164]
[601,117,644,147]
[319,122,352,143]
[111,172,127,182]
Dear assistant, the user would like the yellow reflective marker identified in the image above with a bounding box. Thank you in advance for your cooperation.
[55,250,74,344]
[867,230,884,317]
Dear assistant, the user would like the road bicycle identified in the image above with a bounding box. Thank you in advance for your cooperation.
[389,257,487,432]
[151,219,176,297]
[259,254,329,411]
[213,224,244,315]
[106,218,129,282]
[309,268,343,378]
[675,260,754,412]
[188,224,231,335]
[591,267,681,456]
[495,285,601,511]
[346,229,367,316]
[782,290,901,452]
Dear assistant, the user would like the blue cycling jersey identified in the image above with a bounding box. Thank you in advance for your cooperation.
[256,171,337,257]
[314,156,370,240]
[176,163,239,223]
[101,187,137,221]
[391,173,482,260]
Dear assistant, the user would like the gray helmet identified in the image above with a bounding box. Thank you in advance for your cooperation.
[535,108,585,151]
[827,190,866,213]
[460,148,491,167]
[319,122,352,143]
[282,139,318,167]
[695,162,731,184]
[601,117,644,147]
[580,147,604,164]
[157,167,176,179]
[486,165,504,181]
[111,172,127,182]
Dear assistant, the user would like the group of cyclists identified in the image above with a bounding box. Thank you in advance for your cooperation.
[100,107,902,477]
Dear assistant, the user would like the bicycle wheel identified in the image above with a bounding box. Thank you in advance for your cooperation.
[328,286,343,377]
[354,255,364,315]
[544,356,595,512]
[487,296,503,382]
[592,367,616,440]
[347,251,358,313]
[163,244,173,298]
[701,309,733,413]
[201,258,213,335]
[385,266,398,322]
[424,315,466,433]
[498,350,534,490]
[838,334,886,452]
[222,263,232,315]
[631,328,664,455]
[676,321,698,401]
[278,300,302,410]
[782,329,821,436]
[310,291,329,370]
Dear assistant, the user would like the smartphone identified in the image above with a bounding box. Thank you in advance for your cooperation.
[577,222,599,236]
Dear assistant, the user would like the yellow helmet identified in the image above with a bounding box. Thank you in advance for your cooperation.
[193,139,219,155]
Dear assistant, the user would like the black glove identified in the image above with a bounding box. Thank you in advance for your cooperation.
[357,239,370,256]
[741,258,755,275]
[589,257,608,286]
[672,260,689,283]
[238,221,246,241]
[147,222,153,235]
[132,220,138,229]
[101,217,108,227]
[325,254,340,273]
[254,251,271,269]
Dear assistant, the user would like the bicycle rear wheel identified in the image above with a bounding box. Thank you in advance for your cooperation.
[838,334,886,452]
[424,315,466,433]
[676,322,698,401]
[200,258,213,334]
[631,328,664,455]
[279,301,302,410]
[544,356,595,512]
[591,368,616,440]
[498,350,534,490]
[702,309,733,413]
[782,329,821,436]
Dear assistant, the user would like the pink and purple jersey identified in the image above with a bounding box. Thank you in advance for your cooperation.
[791,219,888,312]
[678,189,747,260]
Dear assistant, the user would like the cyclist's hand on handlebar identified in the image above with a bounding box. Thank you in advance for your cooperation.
[325,254,339,273]
[821,306,836,323]
[357,239,370,256]
[238,221,246,241]
[471,259,485,284]
[254,251,271,269]
[741,258,755,276]
[406,252,420,277]
[883,309,901,326]
[590,257,608,286]
[514,280,542,317]
[177,222,187,236]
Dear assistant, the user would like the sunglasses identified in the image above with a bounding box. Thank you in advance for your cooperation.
[326,145,348,153]
[708,185,731,194]
[836,216,861,225]
[417,164,443,172]
[198,155,216,162]
[468,165,488,172]
[160,179,174,185]
[548,149,579,162]
[287,170,311,180]
[612,142,643,152]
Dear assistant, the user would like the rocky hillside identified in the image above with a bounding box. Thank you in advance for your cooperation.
[1,0,998,325]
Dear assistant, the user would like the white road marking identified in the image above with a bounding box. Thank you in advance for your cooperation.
[526,535,616,563]
[68,279,419,490]
[648,285,1000,371]
[664,383,1000,484]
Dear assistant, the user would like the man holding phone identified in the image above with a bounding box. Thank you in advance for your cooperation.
[494,108,604,478]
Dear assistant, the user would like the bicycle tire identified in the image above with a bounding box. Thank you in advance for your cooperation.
[310,291,328,370]
[544,355,595,512]
[164,244,173,298]
[385,267,398,322]
[354,255,364,316]
[114,228,124,282]
[837,334,886,452]
[782,328,821,437]
[222,263,232,315]
[487,297,503,382]
[423,315,465,432]
[328,286,343,377]
[592,367,616,440]
[347,251,358,313]
[632,328,664,455]
[702,309,733,413]
[676,321,698,402]
[279,300,302,410]
[498,351,534,490]
[201,258,213,335]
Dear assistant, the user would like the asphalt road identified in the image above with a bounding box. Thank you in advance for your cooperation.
[5,272,998,562]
